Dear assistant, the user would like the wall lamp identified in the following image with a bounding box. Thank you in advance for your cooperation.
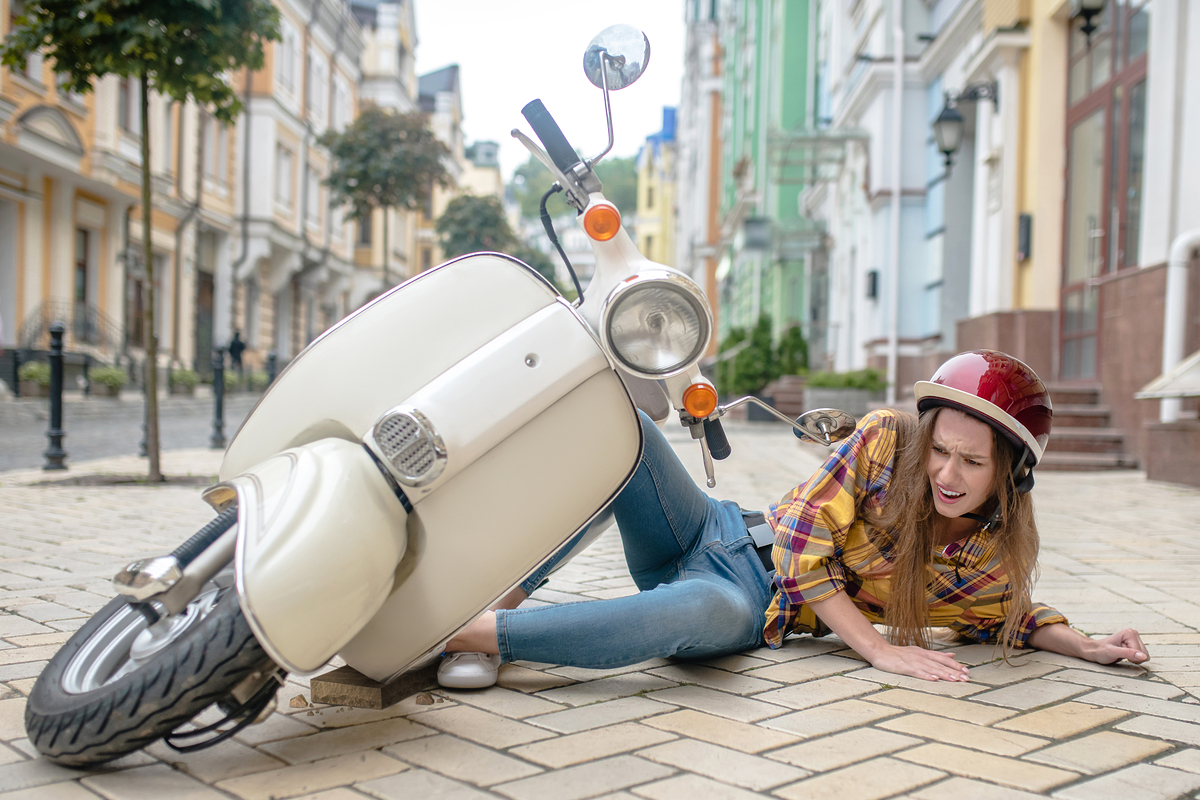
[1070,0,1107,47]
[932,82,999,172]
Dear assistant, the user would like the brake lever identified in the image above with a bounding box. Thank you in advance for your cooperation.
[510,128,589,210]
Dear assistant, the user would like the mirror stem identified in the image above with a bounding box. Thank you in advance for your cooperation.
[586,51,617,168]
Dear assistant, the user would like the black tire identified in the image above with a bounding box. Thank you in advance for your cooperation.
[25,572,272,767]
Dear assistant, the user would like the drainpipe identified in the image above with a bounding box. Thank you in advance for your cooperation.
[229,68,254,345]
[1160,228,1200,423]
[171,104,203,362]
[886,0,903,405]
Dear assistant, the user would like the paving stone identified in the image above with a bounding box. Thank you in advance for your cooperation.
[1051,762,1200,800]
[1115,714,1200,746]
[440,686,566,719]
[644,685,788,723]
[753,674,877,710]
[630,772,773,800]
[1023,650,1151,678]
[0,617,54,639]
[385,733,542,785]
[492,755,673,800]
[697,653,773,673]
[994,701,1130,738]
[288,789,368,800]
[906,776,1047,799]
[896,742,1077,792]
[405,705,555,749]
[1153,747,1200,773]
[761,698,901,738]
[765,727,921,771]
[80,764,227,800]
[536,674,677,707]
[542,660,674,683]
[0,782,104,799]
[8,603,84,623]
[356,767,496,799]
[1079,688,1200,724]
[844,667,986,697]
[231,711,320,747]
[258,715,436,764]
[969,678,1090,710]
[526,696,670,734]
[496,664,575,693]
[965,659,1065,686]
[641,709,797,753]
[869,688,1018,725]
[745,637,844,662]
[145,738,285,782]
[645,664,779,695]
[637,738,807,791]
[1044,668,1184,698]
[214,751,407,800]
[772,755,944,800]
[0,699,26,742]
[1026,730,1170,775]
[879,712,1047,756]
[742,654,867,685]
[510,722,676,768]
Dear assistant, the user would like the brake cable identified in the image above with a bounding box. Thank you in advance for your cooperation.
[539,185,585,303]
[164,672,284,753]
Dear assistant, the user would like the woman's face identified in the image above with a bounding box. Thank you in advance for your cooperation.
[926,409,996,519]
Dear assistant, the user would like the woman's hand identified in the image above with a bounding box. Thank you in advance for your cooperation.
[869,643,972,682]
[1087,628,1149,665]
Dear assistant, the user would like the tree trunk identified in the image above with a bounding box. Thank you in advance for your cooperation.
[381,206,389,290]
[140,71,162,482]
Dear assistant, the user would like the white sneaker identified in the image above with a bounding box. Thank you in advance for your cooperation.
[437,652,501,689]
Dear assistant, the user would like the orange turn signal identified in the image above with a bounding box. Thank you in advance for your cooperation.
[583,203,621,241]
[682,383,719,418]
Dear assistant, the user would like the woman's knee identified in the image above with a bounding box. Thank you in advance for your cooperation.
[657,580,761,659]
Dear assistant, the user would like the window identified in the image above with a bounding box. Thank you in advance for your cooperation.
[8,0,43,81]
[307,52,327,126]
[305,167,321,225]
[277,19,298,94]
[162,101,173,174]
[332,75,350,131]
[118,77,141,135]
[646,185,655,209]
[275,145,293,210]
[57,72,83,106]
[202,114,229,188]
[357,212,372,246]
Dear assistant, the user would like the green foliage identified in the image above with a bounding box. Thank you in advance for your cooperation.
[0,0,279,124]
[17,361,50,386]
[807,368,886,392]
[436,194,515,259]
[509,154,637,220]
[776,325,809,376]
[716,317,811,397]
[170,367,198,389]
[249,370,269,391]
[319,107,451,222]
[513,243,557,285]
[90,366,127,390]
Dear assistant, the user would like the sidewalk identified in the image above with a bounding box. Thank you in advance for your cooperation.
[0,422,1198,799]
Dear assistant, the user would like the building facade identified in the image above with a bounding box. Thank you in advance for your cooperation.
[634,107,678,268]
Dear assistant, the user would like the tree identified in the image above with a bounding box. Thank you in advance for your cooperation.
[2,0,280,482]
[436,194,515,259]
[319,107,451,287]
[510,154,638,220]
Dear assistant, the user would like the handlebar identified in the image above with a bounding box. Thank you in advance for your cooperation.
[703,418,731,460]
[521,99,581,176]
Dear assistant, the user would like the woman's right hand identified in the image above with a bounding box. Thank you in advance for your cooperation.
[868,643,971,682]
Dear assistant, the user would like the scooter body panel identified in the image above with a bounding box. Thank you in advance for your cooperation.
[220,254,563,482]
[339,369,642,683]
[221,438,408,674]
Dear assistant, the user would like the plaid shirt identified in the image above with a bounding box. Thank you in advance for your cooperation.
[763,409,1067,649]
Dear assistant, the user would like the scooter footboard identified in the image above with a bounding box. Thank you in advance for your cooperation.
[338,370,642,683]
[219,439,409,674]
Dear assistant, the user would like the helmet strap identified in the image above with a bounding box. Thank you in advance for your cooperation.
[962,446,1032,534]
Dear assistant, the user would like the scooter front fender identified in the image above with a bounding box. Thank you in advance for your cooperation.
[214,439,407,674]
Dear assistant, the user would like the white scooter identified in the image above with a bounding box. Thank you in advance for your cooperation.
[24,25,854,767]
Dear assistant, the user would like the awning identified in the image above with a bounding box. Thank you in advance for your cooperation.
[1135,348,1200,399]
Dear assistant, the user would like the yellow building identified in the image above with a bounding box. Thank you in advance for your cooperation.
[634,107,677,266]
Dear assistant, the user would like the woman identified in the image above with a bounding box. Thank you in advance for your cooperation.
[438,350,1148,688]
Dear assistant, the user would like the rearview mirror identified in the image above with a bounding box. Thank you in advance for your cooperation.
[584,25,651,91]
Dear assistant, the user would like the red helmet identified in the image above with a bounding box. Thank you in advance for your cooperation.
[914,350,1053,467]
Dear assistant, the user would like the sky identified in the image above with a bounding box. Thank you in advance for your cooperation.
[413,1,686,182]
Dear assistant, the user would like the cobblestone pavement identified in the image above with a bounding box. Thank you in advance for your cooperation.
[0,421,1199,799]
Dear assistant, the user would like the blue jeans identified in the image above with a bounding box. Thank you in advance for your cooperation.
[495,412,775,668]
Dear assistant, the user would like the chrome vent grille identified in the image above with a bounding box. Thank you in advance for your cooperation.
[373,410,445,485]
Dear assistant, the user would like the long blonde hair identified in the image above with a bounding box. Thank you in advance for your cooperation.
[868,407,1039,656]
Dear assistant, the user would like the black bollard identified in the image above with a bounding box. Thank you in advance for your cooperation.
[209,347,226,449]
[138,359,148,457]
[83,354,91,397]
[266,351,277,386]
[43,323,67,470]
[10,350,20,398]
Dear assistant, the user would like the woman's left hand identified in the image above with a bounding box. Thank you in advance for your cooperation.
[1088,628,1149,665]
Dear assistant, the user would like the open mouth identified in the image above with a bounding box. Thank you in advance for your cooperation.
[937,485,965,502]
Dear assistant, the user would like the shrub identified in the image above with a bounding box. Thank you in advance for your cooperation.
[224,369,239,388]
[90,365,128,390]
[249,370,270,391]
[170,367,198,389]
[806,368,886,393]
[776,325,809,376]
[17,361,50,386]
[716,316,811,398]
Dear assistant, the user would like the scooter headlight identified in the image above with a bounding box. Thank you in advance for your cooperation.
[600,271,712,378]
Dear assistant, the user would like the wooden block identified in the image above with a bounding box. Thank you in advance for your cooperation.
[309,663,437,710]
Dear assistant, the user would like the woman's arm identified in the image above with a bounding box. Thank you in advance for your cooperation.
[807,591,971,682]
[1026,622,1149,665]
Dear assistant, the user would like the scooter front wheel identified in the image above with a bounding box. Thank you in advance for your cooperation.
[24,518,274,767]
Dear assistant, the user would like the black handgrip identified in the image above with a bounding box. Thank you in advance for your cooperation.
[522,99,580,175]
[704,418,732,460]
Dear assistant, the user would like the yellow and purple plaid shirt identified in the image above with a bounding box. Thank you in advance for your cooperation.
[763,409,1067,649]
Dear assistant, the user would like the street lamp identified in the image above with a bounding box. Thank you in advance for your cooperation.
[1070,0,1107,47]
[932,82,999,173]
